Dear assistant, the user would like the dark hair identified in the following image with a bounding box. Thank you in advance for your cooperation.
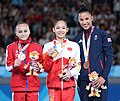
[15,20,29,32]
[78,3,92,15]
[53,18,67,27]
[16,20,27,26]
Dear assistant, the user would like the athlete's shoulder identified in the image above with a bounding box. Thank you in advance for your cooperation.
[69,40,79,47]
[7,42,17,48]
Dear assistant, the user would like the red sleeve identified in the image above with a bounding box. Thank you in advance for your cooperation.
[43,52,53,72]
[6,45,19,72]
[38,46,43,63]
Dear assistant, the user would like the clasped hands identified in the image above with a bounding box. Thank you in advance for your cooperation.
[59,70,72,81]
[14,59,21,67]
[92,76,105,89]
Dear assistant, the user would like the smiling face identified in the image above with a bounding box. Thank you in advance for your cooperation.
[16,23,30,40]
[78,12,93,30]
[53,20,69,40]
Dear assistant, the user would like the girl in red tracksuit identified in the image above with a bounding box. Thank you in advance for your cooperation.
[6,22,43,101]
[43,18,81,101]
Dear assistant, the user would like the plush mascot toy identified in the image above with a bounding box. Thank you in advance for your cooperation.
[24,51,43,76]
[86,71,107,97]
[58,57,77,78]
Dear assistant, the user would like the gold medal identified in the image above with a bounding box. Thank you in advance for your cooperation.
[51,50,58,58]
[83,61,89,69]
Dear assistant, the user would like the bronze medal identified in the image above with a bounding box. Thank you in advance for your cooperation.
[83,61,89,69]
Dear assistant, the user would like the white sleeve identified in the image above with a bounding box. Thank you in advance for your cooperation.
[43,44,47,54]
[70,43,81,80]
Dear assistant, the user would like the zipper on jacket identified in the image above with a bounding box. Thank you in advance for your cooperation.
[26,76,28,91]
[24,50,28,91]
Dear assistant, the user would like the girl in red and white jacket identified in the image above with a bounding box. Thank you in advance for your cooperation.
[43,18,81,101]
[6,22,43,101]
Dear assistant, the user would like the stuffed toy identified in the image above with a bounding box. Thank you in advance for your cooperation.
[58,57,77,78]
[86,71,107,97]
[24,51,43,76]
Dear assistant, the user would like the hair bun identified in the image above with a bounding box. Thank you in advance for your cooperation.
[78,3,92,14]
[80,3,86,8]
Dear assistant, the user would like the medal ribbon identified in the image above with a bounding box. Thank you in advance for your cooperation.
[53,40,57,49]
[18,43,30,53]
[53,39,67,53]
[82,26,94,62]
[18,40,32,61]
[88,55,90,73]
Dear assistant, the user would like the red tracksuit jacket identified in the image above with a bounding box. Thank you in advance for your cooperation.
[6,39,43,92]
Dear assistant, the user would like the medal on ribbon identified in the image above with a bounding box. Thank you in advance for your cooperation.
[82,26,94,69]
[51,40,59,58]
[18,42,30,61]
[18,52,26,61]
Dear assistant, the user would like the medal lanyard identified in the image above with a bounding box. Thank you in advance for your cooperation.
[88,55,90,74]
[18,42,31,64]
[18,43,30,53]
[53,40,57,50]
[82,26,94,62]
[53,39,67,48]
[53,39,67,52]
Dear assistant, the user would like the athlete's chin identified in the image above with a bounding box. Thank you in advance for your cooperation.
[83,26,89,30]
[57,36,65,39]
[20,37,29,40]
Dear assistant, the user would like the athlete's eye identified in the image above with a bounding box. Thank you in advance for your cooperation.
[18,30,22,33]
[62,27,66,29]
[79,18,83,21]
[85,18,89,20]
[18,30,28,33]
[24,30,27,33]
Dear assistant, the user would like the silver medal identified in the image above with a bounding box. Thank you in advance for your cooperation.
[18,52,26,60]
